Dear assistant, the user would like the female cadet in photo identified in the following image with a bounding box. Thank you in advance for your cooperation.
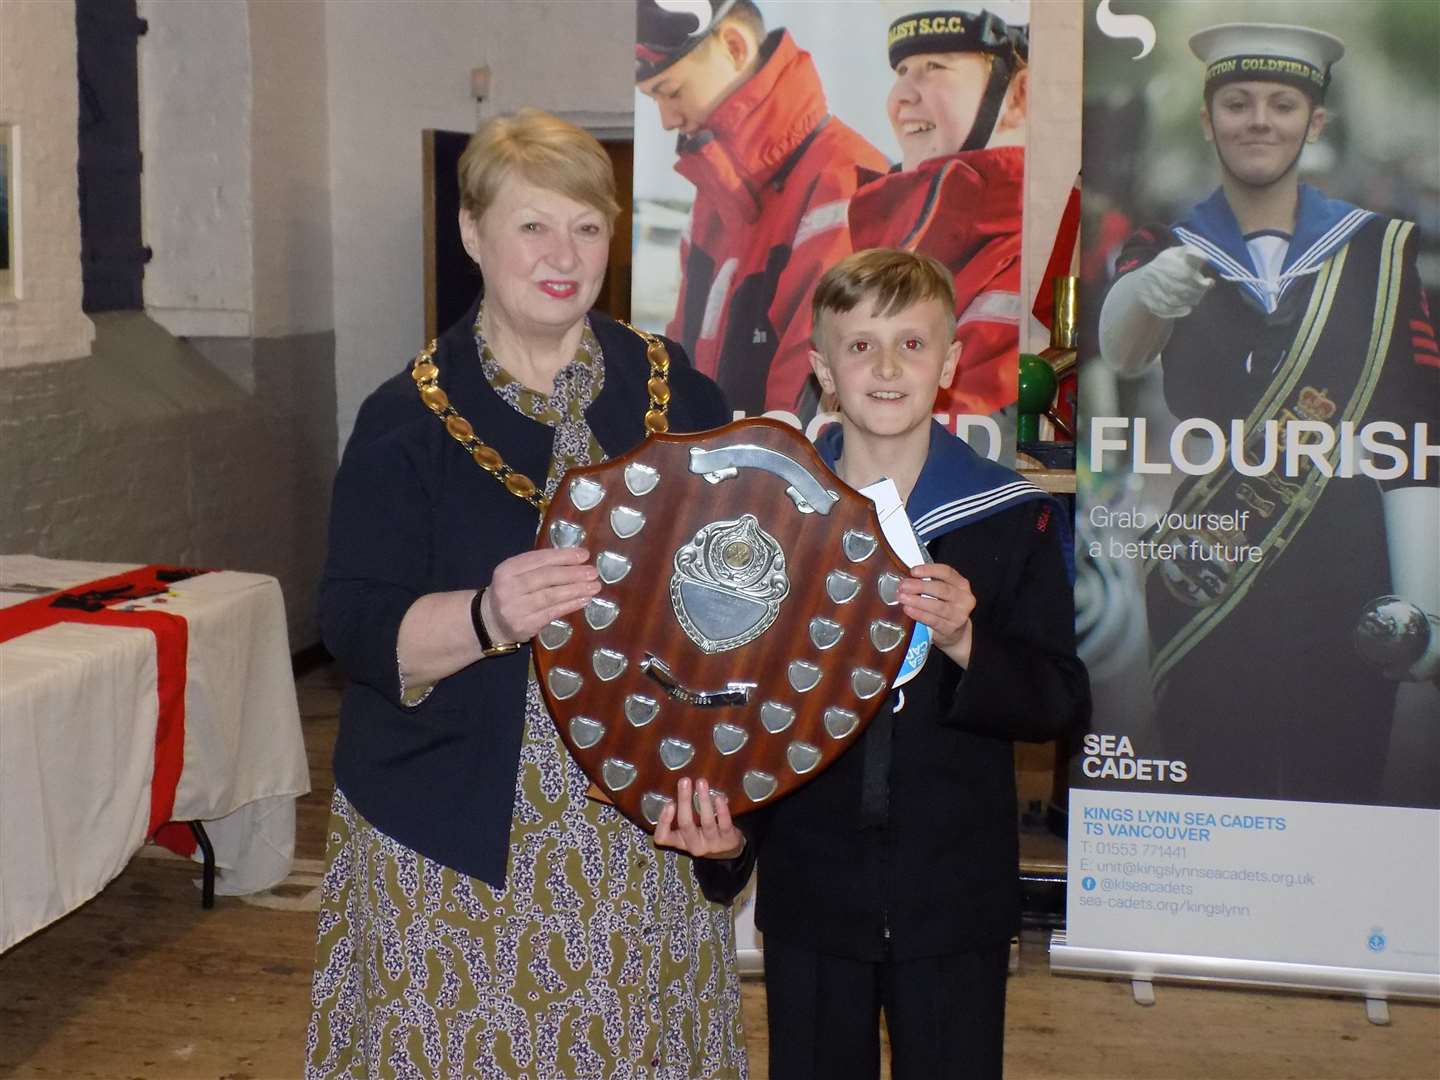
[847,7,1030,422]
[1097,23,1440,806]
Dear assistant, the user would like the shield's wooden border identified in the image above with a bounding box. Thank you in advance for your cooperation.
[534,418,914,831]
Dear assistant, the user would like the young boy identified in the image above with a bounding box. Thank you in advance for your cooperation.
[697,248,1090,1080]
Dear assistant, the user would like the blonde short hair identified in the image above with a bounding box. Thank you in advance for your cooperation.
[458,108,621,224]
[811,248,957,341]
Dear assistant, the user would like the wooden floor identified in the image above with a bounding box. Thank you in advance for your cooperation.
[2,663,1436,1079]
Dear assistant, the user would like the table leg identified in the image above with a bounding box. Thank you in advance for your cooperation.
[187,821,215,908]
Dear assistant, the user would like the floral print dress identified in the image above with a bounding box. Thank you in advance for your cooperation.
[306,315,747,1080]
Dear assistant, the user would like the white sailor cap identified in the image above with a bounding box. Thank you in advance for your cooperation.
[1189,22,1345,102]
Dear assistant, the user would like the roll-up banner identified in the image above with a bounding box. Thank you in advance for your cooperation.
[632,0,1033,968]
[1059,0,1440,1000]
[632,0,1032,464]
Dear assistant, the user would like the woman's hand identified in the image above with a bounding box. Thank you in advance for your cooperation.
[483,546,600,644]
[653,778,745,859]
[898,562,976,667]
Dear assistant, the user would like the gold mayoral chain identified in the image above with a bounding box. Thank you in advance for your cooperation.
[411,322,672,512]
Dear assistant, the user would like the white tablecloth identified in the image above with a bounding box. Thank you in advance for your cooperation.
[0,555,311,952]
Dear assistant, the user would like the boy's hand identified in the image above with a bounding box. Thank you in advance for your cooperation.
[653,778,746,860]
[899,563,975,668]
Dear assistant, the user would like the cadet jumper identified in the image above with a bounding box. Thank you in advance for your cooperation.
[701,249,1090,1080]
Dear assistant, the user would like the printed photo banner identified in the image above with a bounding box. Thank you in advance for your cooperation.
[1065,0,1439,992]
[632,0,1032,460]
[631,0,1036,968]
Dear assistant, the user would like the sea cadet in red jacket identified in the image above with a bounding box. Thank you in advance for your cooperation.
[636,0,888,418]
[849,8,1029,420]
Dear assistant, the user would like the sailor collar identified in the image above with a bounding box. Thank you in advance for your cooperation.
[1174,184,1374,313]
[815,420,1046,543]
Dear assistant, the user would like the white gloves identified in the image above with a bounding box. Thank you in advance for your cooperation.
[1098,244,1216,375]
[1129,245,1215,318]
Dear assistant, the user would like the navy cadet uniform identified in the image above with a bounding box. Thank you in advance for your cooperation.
[700,421,1090,1080]
[1111,23,1440,806]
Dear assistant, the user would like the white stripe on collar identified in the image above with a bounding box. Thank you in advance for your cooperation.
[1175,207,1374,313]
[1284,208,1373,277]
[912,479,1043,539]
[1173,226,1262,306]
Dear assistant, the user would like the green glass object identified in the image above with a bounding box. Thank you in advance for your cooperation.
[1017,352,1058,443]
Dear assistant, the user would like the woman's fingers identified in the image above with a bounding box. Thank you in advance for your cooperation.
[903,600,962,640]
[653,802,679,847]
[904,601,950,633]
[709,784,735,834]
[653,781,696,853]
[659,783,737,858]
[693,779,720,837]
[497,546,593,575]
[652,778,742,856]
[488,547,601,639]
[672,778,698,832]
[534,587,602,626]
[899,567,972,610]
[491,550,595,595]
[494,553,597,598]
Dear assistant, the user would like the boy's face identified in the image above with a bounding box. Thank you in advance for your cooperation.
[637,35,747,135]
[810,296,959,441]
[887,51,991,169]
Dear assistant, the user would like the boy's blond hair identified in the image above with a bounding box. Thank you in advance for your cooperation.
[810,248,957,346]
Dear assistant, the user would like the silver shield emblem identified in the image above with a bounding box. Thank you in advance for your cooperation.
[568,476,605,511]
[640,791,672,825]
[624,462,660,496]
[742,770,778,801]
[670,514,790,653]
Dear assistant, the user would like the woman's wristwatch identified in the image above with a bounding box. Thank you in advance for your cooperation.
[471,588,521,658]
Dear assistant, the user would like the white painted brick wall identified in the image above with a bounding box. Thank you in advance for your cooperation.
[0,0,94,368]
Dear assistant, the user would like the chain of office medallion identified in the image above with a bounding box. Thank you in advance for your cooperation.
[411,322,672,512]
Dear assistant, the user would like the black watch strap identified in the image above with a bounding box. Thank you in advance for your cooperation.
[471,587,520,657]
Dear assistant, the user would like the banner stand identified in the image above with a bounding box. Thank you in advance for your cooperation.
[1049,932,1440,1021]
[1065,0,1440,1022]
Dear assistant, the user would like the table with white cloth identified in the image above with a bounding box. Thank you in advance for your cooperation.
[0,555,311,953]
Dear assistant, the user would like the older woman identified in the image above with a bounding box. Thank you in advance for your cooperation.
[307,109,747,1079]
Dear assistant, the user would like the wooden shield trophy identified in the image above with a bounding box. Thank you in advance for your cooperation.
[532,418,915,831]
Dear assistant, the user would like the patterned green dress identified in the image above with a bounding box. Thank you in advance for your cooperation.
[307,316,747,1079]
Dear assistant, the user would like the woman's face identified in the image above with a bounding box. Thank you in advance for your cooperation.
[460,176,610,335]
[886,51,991,170]
[1201,81,1327,189]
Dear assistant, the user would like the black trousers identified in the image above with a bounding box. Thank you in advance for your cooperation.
[762,938,1010,1080]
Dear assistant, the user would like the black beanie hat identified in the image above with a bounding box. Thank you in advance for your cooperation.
[636,0,738,81]
[886,9,1026,71]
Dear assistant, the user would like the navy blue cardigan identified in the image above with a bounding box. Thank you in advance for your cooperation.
[320,300,730,885]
